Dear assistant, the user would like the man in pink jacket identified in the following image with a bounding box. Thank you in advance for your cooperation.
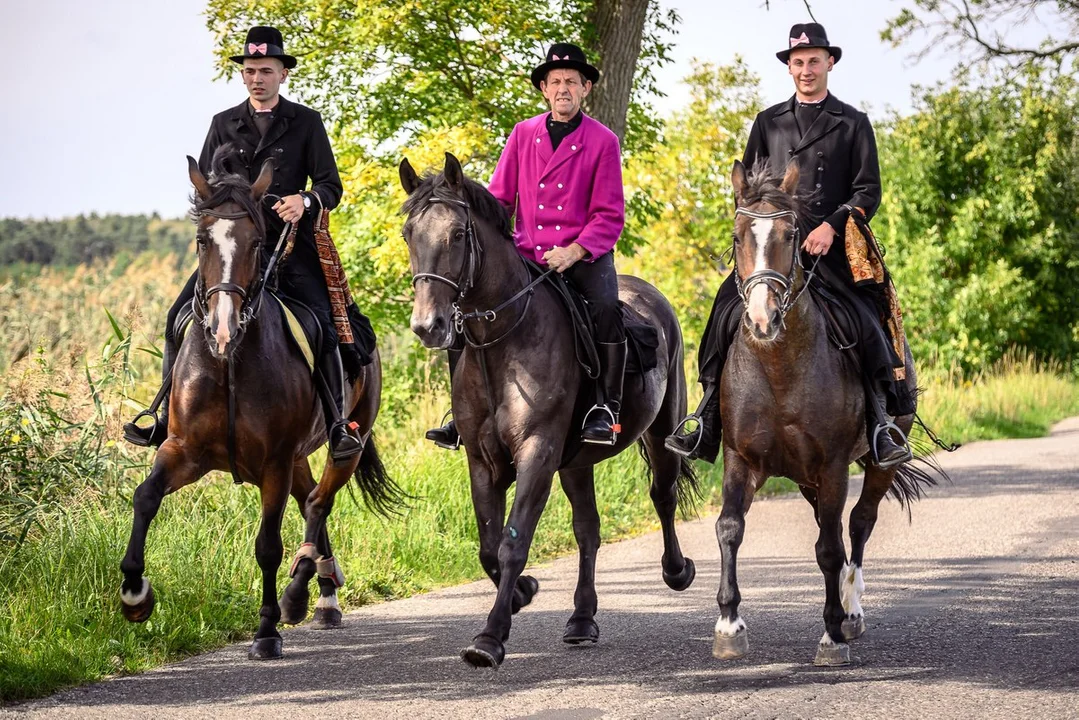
[426,42,628,449]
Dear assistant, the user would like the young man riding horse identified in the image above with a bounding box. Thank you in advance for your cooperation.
[425,43,627,449]
[666,23,915,469]
[123,26,371,460]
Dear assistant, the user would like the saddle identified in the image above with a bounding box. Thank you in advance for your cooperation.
[523,259,659,377]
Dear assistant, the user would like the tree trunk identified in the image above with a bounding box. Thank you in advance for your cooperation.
[585,0,651,143]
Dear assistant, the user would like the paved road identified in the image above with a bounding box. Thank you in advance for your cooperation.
[8,419,1079,719]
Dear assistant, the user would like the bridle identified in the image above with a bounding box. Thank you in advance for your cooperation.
[732,206,819,324]
[409,196,552,350]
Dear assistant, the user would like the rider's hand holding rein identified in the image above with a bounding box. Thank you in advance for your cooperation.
[544,242,588,272]
[273,194,305,224]
[803,221,835,256]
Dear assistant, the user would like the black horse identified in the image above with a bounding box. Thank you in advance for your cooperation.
[400,153,699,667]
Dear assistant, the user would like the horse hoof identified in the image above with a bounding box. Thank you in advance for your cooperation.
[248,637,283,660]
[842,615,866,641]
[461,634,505,668]
[312,607,343,629]
[662,557,696,591]
[814,641,851,666]
[278,585,310,626]
[511,575,539,614]
[120,580,155,623]
[713,626,749,660]
[563,617,600,645]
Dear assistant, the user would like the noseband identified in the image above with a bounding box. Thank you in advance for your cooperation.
[732,206,818,323]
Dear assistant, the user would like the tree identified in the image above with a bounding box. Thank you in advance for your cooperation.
[883,0,1079,71]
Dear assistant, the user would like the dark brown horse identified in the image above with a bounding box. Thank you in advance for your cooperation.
[711,159,939,666]
[399,153,699,668]
[120,151,400,659]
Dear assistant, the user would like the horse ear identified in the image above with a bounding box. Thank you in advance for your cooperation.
[251,159,273,200]
[731,160,747,207]
[444,152,464,190]
[780,158,800,195]
[399,157,420,195]
[188,156,211,201]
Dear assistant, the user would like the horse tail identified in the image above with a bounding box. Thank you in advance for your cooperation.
[882,434,952,520]
[352,433,409,518]
[636,440,702,518]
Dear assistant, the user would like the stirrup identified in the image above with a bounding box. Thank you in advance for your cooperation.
[871,421,913,469]
[581,404,620,446]
[123,409,161,447]
[426,410,460,451]
[664,413,703,458]
[329,420,364,462]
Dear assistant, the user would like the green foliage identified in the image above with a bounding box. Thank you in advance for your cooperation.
[0,215,190,269]
[876,72,1079,370]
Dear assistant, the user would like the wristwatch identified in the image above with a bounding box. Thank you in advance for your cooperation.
[302,193,312,209]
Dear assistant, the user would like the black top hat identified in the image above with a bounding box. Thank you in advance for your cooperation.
[776,23,842,64]
[230,26,297,69]
[530,43,600,90]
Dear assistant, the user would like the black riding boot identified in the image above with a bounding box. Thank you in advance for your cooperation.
[865,380,912,469]
[664,382,721,464]
[582,341,627,445]
[426,346,463,450]
[319,347,364,462]
[123,335,179,448]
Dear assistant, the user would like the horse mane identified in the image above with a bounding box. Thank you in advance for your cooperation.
[740,158,809,217]
[401,169,513,240]
[189,143,267,239]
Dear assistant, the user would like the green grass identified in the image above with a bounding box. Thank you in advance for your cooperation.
[2,354,1077,702]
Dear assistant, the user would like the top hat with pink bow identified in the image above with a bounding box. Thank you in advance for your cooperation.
[230,26,297,69]
[776,23,842,65]
[530,43,601,90]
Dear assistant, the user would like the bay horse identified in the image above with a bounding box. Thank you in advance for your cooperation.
[712,159,940,666]
[399,153,699,668]
[119,149,401,659]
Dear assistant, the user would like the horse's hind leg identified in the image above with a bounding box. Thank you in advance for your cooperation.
[248,462,292,660]
[813,465,852,666]
[279,458,334,626]
[713,453,757,660]
[843,463,895,641]
[559,466,601,645]
[641,435,695,591]
[120,441,200,623]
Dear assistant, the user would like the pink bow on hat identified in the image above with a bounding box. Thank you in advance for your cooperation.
[248,42,268,55]
[551,54,570,60]
[789,32,810,48]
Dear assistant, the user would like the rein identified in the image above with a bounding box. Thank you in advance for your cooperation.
[190,198,296,485]
[732,206,821,325]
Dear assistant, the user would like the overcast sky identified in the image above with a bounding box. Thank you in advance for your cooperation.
[1,0,955,220]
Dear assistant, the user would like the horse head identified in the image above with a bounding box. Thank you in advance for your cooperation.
[730,158,803,342]
[188,148,272,358]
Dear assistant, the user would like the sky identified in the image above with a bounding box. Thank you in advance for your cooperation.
[1,0,957,220]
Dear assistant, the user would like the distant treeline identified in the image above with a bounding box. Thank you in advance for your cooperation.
[0,214,192,267]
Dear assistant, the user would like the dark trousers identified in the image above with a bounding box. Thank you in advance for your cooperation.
[166,257,339,359]
[563,251,625,343]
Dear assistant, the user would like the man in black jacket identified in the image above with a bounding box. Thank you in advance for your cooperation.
[666,23,913,468]
[124,26,367,460]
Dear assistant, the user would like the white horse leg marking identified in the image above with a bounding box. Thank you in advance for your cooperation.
[211,219,237,354]
[714,615,747,637]
[120,577,150,606]
[746,217,775,330]
[840,562,865,619]
[819,630,837,646]
[315,593,340,611]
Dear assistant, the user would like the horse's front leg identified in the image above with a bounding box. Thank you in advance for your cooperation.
[559,466,601,645]
[461,437,558,668]
[120,441,199,623]
[248,463,292,660]
[842,463,895,641]
[813,464,851,666]
[713,452,758,660]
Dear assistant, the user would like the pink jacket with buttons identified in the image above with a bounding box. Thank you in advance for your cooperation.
[488,112,625,265]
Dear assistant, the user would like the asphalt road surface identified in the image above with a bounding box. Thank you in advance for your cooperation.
[8,419,1078,719]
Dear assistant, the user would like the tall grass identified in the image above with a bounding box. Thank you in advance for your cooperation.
[1,256,1077,702]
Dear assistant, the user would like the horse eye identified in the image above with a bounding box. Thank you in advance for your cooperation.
[453,230,465,242]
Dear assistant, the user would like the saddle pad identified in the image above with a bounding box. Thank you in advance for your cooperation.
[271,294,316,374]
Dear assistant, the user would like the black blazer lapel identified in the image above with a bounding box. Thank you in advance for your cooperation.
[771,99,800,159]
[256,96,295,155]
[795,94,843,153]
